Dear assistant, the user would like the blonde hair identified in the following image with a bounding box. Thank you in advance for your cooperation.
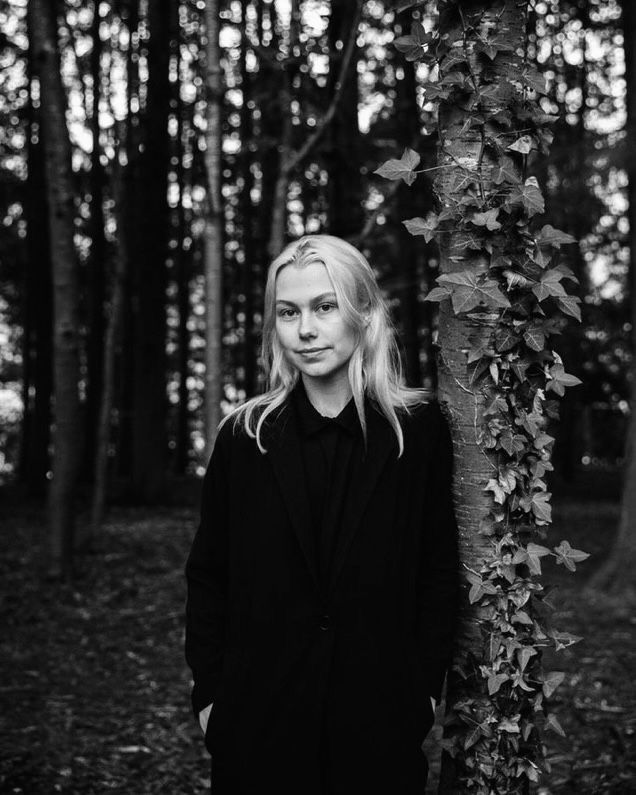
[220,234,430,455]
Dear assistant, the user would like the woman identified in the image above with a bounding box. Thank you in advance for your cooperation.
[185,234,459,795]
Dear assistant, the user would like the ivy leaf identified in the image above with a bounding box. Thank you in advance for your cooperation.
[423,285,452,303]
[472,208,502,230]
[485,477,507,505]
[437,271,511,313]
[523,542,552,575]
[507,177,545,217]
[374,147,420,185]
[532,270,569,302]
[403,213,439,242]
[474,39,499,60]
[530,491,552,524]
[492,162,518,185]
[494,327,519,353]
[523,326,545,351]
[393,23,435,62]
[421,82,452,102]
[535,224,576,248]
[553,540,590,571]
[542,671,565,698]
[551,630,583,651]
[512,610,533,626]
[521,66,548,94]
[499,716,521,733]
[517,646,538,672]
[556,294,582,321]
[507,135,536,155]
[488,673,509,695]
[498,429,525,456]
[545,713,566,737]
[546,364,583,396]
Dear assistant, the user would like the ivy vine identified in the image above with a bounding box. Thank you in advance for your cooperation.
[376,2,590,791]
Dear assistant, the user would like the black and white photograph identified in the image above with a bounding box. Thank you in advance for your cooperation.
[0,0,634,793]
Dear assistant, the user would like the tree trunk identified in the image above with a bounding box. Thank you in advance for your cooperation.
[267,0,299,260]
[203,0,225,455]
[131,0,171,501]
[239,0,257,398]
[116,0,139,485]
[587,0,636,597]
[325,0,363,239]
[432,2,528,790]
[175,8,191,475]
[82,0,107,480]
[89,139,128,537]
[21,16,53,498]
[30,0,82,578]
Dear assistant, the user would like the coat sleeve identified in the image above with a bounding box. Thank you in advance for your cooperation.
[184,423,232,719]
[416,401,460,703]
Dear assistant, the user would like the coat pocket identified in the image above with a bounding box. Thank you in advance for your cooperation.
[204,648,249,754]
[406,647,436,739]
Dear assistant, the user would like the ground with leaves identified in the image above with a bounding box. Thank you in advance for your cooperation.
[0,491,634,794]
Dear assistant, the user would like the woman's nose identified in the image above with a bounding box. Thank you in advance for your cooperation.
[298,311,317,339]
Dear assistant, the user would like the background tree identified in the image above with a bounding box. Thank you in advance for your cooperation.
[588,0,636,596]
[203,0,224,453]
[29,0,82,577]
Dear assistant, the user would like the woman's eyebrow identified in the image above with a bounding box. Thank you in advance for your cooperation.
[275,292,337,306]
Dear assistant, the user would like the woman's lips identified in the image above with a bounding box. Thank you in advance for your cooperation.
[297,347,328,356]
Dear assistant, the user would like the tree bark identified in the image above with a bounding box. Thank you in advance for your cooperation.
[239,0,257,398]
[89,136,128,538]
[433,2,528,789]
[131,0,171,501]
[30,0,82,578]
[175,7,191,475]
[203,0,225,456]
[21,14,53,498]
[325,0,364,239]
[116,0,139,485]
[587,0,636,597]
[82,0,108,479]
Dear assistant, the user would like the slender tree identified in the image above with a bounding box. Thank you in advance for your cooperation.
[30,0,82,577]
[267,0,363,258]
[21,11,53,497]
[83,0,108,477]
[131,0,171,501]
[203,0,224,454]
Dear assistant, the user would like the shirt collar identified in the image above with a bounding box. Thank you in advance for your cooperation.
[292,380,360,437]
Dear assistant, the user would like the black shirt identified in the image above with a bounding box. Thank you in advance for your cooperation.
[292,381,362,586]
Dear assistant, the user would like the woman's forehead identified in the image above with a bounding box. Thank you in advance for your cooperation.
[275,260,336,298]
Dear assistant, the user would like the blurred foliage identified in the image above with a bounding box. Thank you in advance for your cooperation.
[0,0,630,481]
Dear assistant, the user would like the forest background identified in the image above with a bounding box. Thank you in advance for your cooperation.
[0,0,634,792]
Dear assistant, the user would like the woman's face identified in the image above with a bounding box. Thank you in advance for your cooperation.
[274,261,358,387]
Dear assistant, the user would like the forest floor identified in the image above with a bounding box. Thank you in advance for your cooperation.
[0,493,634,794]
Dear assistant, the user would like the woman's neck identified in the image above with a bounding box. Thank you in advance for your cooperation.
[301,373,353,417]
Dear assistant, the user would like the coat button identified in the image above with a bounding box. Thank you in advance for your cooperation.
[319,614,331,631]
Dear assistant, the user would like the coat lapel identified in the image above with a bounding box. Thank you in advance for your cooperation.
[266,401,322,596]
[328,402,397,595]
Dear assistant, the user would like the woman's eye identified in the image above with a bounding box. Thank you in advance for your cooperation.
[317,303,336,313]
[277,308,297,319]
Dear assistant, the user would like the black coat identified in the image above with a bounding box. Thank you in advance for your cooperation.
[184,392,460,795]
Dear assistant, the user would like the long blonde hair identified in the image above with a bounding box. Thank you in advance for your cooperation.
[220,234,430,455]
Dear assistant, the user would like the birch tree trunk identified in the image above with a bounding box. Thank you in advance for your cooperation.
[203,0,224,455]
[30,0,82,578]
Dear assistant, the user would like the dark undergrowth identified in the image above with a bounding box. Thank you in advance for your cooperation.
[0,493,634,794]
